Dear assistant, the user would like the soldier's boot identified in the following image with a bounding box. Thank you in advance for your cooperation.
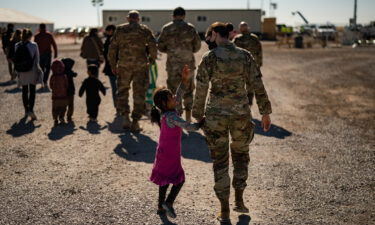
[123,114,131,129]
[217,199,231,224]
[233,189,249,213]
[130,119,142,133]
[185,110,192,123]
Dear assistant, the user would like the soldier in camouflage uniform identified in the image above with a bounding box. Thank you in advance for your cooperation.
[108,10,157,132]
[192,22,272,223]
[233,21,263,106]
[157,7,201,122]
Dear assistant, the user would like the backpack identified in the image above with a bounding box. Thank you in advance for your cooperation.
[14,42,34,72]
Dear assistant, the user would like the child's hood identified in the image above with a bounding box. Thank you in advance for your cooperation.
[61,58,75,71]
[51,59,65,76]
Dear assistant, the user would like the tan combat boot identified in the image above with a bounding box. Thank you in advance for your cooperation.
[185,110,192,123]
[123,114,131,129]
[130,119,142,133]
[217,199,231,223]
[233,189,249,213]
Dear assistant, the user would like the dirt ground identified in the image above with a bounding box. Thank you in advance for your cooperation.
[0,40,374,225]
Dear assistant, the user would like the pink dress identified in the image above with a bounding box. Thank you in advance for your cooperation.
[150,84,200,186]
[150,113,185,186]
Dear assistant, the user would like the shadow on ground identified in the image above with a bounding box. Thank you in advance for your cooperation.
[181,131,211,163]
[6,117,41,137]
[4,86,21,93]
[36,87,51,93]
[253,119,292,139]
[113,132,157,163]
[0,80,16,87]
[79,121,108,134]
[48,122,77,140]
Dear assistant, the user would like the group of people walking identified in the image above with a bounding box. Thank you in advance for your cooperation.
[2,6,271,224]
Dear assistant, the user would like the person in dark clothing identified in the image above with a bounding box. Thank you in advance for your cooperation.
[34,23,58,89]
[61,58,77,122]
[103,24,117,109]
[7,29,22,81]
[2,23,14,80]
[79,65,106,122]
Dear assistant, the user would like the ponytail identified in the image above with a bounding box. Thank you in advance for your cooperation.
[21,29,32,42]
[151,106,161,127]
[211,22,233,38]
[151,88,173,128]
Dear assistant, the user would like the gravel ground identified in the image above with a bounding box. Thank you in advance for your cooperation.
[0,41,374,225]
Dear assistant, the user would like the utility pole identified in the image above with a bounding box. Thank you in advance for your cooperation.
[92,0,104,27]
[247,0,250,9]
[353,0,357,28]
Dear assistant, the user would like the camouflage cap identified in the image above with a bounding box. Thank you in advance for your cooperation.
[128,10,140,19]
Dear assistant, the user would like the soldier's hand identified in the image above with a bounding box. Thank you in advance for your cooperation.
[261,114,271,132]
[182,65,190,85]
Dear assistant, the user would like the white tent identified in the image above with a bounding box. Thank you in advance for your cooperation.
[0,8,54,33]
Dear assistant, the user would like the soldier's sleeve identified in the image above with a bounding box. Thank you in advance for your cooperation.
[157,27,168,53]
[245,53,272,115]
[192,54,211,120]
[258,39,263,67]
[146,28,157,61]
[192,28,201,53]
[108,30,119,69]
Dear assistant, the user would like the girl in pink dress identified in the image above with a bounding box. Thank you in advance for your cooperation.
[150,65,204,218]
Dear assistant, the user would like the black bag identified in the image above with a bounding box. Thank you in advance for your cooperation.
[14,42,34,72]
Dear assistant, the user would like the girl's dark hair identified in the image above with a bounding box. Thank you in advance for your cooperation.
[21,29,32,42]
[89,28,98,37]
[211,22,233,38]
[151,88,173,127]
[105,24,116,32]
[11,29,22,42]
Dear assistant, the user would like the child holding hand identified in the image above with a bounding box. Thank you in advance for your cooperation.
[150,65,204,218]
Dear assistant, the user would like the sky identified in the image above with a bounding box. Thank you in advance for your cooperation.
[0,0,374,28]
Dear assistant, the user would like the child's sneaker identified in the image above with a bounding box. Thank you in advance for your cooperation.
[29,112,37,120]
[156,208,166,215]
[162,203,176,218]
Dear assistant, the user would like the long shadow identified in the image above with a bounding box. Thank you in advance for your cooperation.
[253,119,292,139]
[48,122,77,140]
[0,80,16,87]
[4,87,21,94]
[113,132,157,163]
[36,87,50,93]
[79,121,107,134]
[6,117,41,137]
[181,131,211,163]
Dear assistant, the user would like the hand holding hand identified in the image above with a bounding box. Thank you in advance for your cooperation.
[181,64,190,85]
[261,114,271,132]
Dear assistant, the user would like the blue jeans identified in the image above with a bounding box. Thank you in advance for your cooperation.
[108,75,117,108]
[40,53,52,84]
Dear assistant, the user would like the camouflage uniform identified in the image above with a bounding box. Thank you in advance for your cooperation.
[108,22,157,120]
[233,32,263,105]
[157,19,201,112]
[192,42,272,201]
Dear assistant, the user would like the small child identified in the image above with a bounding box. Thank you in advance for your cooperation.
[61,58,77,122]
[79,64,106,122]
[150,65,204,218]
[49,59,69,126]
